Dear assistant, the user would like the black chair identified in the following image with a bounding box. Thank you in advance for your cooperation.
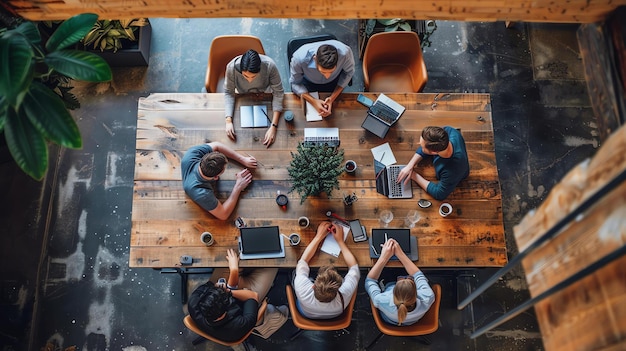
[286,34,352,88]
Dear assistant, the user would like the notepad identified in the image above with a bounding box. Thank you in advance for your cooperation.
[305,92,323,121]
[371,142,397,166]
[240,105,269,128]
[320,220,350,257]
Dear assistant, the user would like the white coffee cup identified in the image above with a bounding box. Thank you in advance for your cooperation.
[439,203,453,217]
[298,216,310,227]
[289,233,301,246]
[200,231,214,246]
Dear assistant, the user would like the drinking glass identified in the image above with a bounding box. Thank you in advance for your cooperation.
[405,210,421,228]
[379,210,394,227]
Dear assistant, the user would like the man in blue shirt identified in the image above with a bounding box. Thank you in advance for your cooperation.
[397,126,470,201]
[289,40,355,118]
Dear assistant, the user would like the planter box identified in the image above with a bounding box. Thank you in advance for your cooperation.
[91,20,152,67]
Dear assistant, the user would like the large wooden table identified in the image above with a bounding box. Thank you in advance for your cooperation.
[130,93,507,269]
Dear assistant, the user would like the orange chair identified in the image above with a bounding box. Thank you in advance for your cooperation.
[366,284,441,349]
[362,31,428,93]
[204,35,265,93]
[285,284,357,340]
[183,299,268,350]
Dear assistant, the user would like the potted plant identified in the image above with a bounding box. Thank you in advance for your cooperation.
[0,13,112,180]
[81,18,151,67]
[287,143,345,204]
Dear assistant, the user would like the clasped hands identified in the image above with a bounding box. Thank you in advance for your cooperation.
[312,97,333,118]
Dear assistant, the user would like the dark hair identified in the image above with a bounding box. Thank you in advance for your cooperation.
[240,49,261,73]
[316,44,338,69]
[421,126,449,152]
[198,282,231,322]
[200,152,228,178]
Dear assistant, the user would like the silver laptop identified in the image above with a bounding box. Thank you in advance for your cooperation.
[375,164,413,199]
[362,94,406,138]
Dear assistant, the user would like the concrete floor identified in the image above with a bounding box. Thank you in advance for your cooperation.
[0,19,598,351]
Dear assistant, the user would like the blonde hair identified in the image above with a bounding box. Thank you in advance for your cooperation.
[393,279,417,325]
[313,265,343,303]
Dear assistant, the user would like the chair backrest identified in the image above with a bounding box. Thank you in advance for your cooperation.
[183,299,268,346]
[362,31,428,92]
[287,34,337,65]
[204,35,265,93]
[370,283,441,336]
[286,283,357,330]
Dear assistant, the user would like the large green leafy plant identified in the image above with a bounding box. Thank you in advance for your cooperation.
[0,13,112,180]
[288,143,344,204]
[82,18,148,52]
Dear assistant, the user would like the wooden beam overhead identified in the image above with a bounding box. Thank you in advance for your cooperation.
[6,0,626,22]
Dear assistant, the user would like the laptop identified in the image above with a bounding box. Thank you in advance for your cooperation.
[369,228,419,261]
[361,94,406,138]
[238,226,285,260]
[375,163,413,199]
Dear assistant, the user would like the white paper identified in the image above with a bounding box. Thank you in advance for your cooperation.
[320,220,350,257]
[371,142,397,166]
[305,92,323,121]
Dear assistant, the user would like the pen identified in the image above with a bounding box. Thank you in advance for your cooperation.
[370,244,379,256]
[385,233,388,243]
[261,107,272,124]
[379,152,386,164]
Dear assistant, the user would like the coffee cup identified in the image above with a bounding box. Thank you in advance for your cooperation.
[439,203,453,217]
[276,194,288,208]
[298,216,310,227]
[200,231,214,246]
[284,111,294,122]
[288,233,301,246]
[345,160,357,173]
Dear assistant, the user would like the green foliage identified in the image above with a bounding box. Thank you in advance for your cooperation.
[287,143,345,204]
[82,18,147,52]
[377,18,413,32]
[0,13,112,180]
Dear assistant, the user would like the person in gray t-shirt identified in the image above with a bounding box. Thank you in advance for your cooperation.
[181,142,257,220]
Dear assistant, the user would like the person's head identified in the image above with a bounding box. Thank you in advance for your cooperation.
[240,49,261,82]
[420,126,449,154]
[393,276,418,325]
[313,265,343,302]
[315,44,338,78]
[198,282,232,323]
[199,151,228,179]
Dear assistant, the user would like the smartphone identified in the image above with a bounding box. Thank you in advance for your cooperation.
[349,219,368,242]
[356,94,373,108]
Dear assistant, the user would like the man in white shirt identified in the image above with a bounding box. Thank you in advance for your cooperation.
[292,221,360,319]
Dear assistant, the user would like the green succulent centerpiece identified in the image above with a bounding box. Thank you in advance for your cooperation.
[288,143,345,204]
[82,18,147,52]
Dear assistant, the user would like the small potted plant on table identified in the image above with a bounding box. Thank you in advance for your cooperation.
[288,143,345,204]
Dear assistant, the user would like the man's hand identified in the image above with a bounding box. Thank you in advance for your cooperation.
[323,97,334,117]
[241,155,258,169]
[262,126,276,148]
[226,248,239,271]
[312,99,330,117]
[397,165,414,185]
[234,169,253,191]
[226,120,236,140]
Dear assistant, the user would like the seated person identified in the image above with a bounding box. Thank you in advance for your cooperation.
[293,221,359,319]
[224,49,285,148]
[181,141,257,220]
[396,126,470,201]
[365,239,435,326]
[289,40,355,118]
[188,248,278,342]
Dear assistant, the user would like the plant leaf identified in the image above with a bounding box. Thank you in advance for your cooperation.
[399,22,412,31]
[46,13,98,51]
[14,21,41,44]
[45,50,112,82]
[0,32,34,108]
[23,81,82,148]
[4,106,48,180]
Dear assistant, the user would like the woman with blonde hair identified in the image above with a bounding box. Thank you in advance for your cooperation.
[365,239,435,325]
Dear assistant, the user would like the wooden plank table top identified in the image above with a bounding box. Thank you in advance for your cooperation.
[130,92,507,269]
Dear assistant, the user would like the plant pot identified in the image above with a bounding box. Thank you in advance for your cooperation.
[89,20,152,67]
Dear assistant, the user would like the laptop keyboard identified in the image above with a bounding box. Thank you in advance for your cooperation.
[369,102,398,124]
[388,166,404,197]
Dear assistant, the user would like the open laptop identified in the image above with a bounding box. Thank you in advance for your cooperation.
[375,163,413,199]
[369,228,418,261]
[238,226,285,260]
[361,93,406,138]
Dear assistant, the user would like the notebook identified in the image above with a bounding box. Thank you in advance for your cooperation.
[305,92,323,121]
[369,228,418,261]
[375,164,413,199]
[240,105,269,128]
[361,93,406,138]
[238,226,285,259]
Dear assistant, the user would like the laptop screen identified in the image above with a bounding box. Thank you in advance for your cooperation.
[371,229,411,253]
[239,226,282,254]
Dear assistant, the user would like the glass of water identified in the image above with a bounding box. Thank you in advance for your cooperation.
[405,210,421,228]
[379,210,394,227]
